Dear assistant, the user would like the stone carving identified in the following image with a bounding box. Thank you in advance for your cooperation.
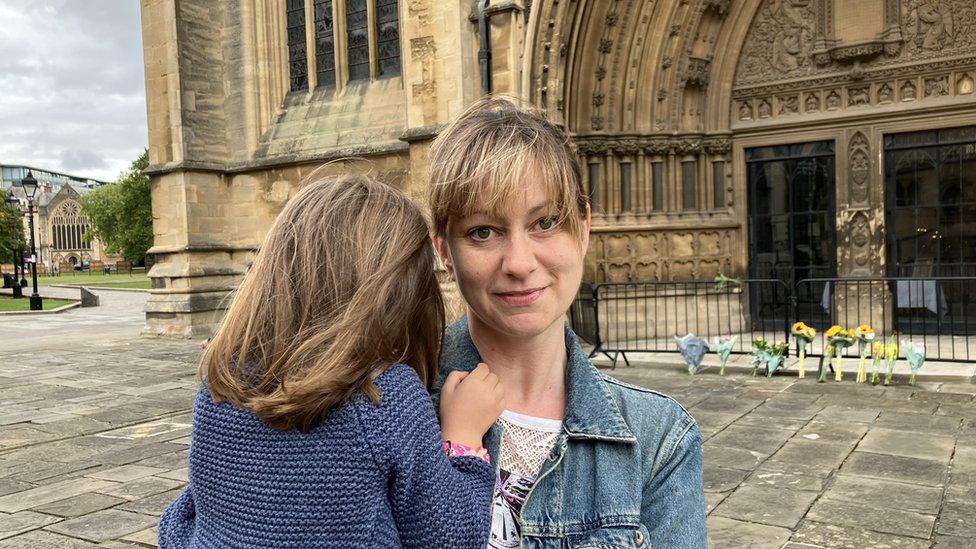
[805,92,820,112]
[916,1,954,51]
[739,101,754,120]
[779,94,799,114]
[850,212,873,274]
[599,38,613,53]
[848,86,871,106]
[736,0,976,88]
[685,57,711,87]
[595,66,607,80]
[901,79,918,100]
[849,132,871,206]
[958,74,975,94]
[878,82,894,102]
[703,138,733,154]
[671,233,696,257]
[605,12,619,26]
[924,75,950,97]
[588,230,734,283]
[758,99,772,118]
[826,90,841,109]
[592,92,605,106]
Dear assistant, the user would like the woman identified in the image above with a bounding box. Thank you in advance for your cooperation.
[427,97,706,548]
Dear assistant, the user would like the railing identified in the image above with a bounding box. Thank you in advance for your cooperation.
[569,276,976,366]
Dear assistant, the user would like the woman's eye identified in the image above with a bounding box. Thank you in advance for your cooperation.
[470,227,493,241]
[538,216,558,231]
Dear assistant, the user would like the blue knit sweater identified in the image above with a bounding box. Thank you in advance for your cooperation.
[157,364,495,548]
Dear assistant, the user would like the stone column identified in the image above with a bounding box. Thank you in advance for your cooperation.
[834,128,892,333]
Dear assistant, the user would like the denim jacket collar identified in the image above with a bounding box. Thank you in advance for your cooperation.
[440,318,636,443]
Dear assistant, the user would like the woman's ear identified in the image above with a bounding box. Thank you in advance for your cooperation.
[432,235,454,279]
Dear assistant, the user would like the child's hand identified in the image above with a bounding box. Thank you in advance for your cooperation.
[439,363,505,448]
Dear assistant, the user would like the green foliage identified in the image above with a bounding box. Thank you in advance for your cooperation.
[0,190,26,261]
[81,151,153,263]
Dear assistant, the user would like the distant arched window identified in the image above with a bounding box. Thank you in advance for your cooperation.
[286,0,401,92]
[50,201,91,251]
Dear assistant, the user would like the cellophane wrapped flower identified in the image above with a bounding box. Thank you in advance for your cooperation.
[675,333,710,375]
[870,341,885,385]
[854,325,875,383]
[766,341,790,377]
[791,322,816,379]
[883,341,899,385]
[714,335,738,376]
[902,340,926,386]
[821,326,855,382]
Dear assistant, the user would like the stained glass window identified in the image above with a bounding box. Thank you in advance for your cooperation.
[313,0,335,88]
[346,0,370,81]
[286,0,308,92]
[375,0,401,77]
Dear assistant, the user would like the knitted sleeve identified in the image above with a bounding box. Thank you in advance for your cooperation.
[355,364,495,549]
[157,485,195,548]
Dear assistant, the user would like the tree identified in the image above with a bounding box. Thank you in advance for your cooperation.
[0,191,27,263]
[81,150,153,264]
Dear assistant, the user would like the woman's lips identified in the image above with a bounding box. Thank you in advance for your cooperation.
[494,287,546,307]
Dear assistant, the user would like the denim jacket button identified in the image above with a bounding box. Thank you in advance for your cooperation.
[634,530,644,545]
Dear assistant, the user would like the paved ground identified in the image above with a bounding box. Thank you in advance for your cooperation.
[0,287,973,548]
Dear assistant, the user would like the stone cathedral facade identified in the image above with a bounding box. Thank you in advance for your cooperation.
[140,0,976,337]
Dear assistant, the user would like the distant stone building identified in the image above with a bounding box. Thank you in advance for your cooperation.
[5,168,119,270]
[140,0,976,337]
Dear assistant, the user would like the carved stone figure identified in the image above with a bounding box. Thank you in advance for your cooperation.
[739,101,754,120]
[826,90,841,109]
[917,1,954,51]
[805,93,820,112]
[901,80,917,100]
[924,75,950,97]
[758,99,772,118]
[770,0,812,73]
[848,87,870,107]
[779,94,799,114]
[878,83,894,103]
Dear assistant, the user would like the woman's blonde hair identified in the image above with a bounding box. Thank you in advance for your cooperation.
[201,174,444,433]
[427,96,587,237]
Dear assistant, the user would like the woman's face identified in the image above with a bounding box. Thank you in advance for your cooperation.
[435,178,590,341]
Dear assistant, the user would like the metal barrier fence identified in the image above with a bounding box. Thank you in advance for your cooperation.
[569,277,976,366]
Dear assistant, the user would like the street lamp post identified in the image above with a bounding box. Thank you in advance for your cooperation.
[20,171,42,311]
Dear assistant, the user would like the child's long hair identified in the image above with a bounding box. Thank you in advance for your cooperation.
[201,174,444,432]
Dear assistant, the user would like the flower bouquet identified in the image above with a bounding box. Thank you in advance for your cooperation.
[902,340,926,386]
[675,333,710,375]
[765,341,790,377]
[791,322,816,379]
[883,340,899,386]
[869,341,885,385]
[751,337,770,377]
[854,325,875,384]
[819,326,855,383]
[714,335,738,376]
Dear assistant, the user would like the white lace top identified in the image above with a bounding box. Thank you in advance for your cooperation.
[489,411,562,549]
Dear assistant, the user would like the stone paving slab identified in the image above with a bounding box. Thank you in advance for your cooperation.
[0,289,973,547]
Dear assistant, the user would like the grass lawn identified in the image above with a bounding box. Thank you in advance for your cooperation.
[33,272,151,289]
[0,296,78,312]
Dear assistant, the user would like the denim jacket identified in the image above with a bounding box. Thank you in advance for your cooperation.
[435,319,707,548]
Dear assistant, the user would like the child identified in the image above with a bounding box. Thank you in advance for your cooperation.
[158,175,504,548]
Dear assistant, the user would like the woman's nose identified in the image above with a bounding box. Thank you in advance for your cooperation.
[501,232,539,277]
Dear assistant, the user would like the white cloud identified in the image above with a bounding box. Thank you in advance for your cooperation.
[0,0,147,182]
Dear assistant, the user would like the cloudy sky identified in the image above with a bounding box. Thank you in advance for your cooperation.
[0,0,146,183]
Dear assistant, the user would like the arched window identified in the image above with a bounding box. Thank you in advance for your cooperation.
[50,200,92,251]
[286,0,401,91]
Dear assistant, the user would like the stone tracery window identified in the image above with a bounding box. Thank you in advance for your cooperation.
[286,0,401,92]
[50,200,92,252]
